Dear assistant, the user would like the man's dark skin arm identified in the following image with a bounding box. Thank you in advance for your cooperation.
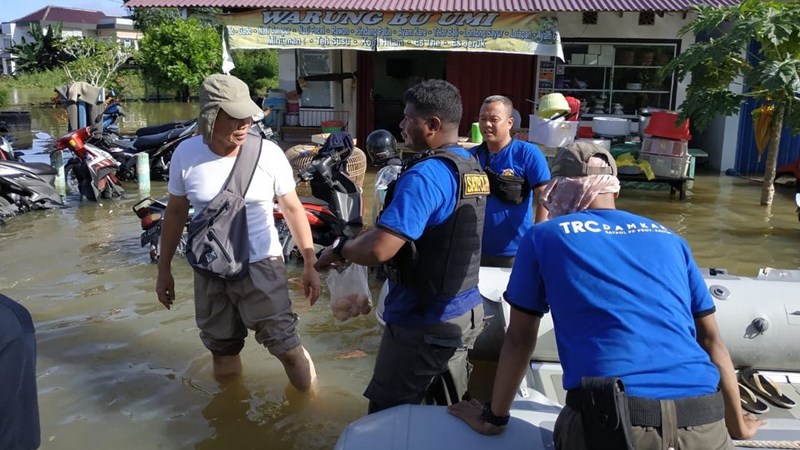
[314,227,406,270]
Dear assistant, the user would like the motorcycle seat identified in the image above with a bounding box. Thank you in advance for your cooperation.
[136,120,195,138]
[133,126,192,151]
[0,160,57,176]
[298,196,328,207]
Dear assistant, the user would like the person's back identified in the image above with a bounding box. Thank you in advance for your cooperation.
[449,142,763,449]
[0,294,40,450]
[526,208,719,398]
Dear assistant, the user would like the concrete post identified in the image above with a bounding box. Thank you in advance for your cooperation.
[50,150,66,197]
[136,153,150,193]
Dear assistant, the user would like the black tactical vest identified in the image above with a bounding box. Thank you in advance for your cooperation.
[382,149,489,300]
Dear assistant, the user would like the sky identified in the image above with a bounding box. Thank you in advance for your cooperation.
[1,0,130,23]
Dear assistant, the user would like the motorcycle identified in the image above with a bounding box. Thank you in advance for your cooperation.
[0,136,63,218]
[274,145,363,263]
[55,127,124,202]
[96,119,198,182]
[132,197,193,262]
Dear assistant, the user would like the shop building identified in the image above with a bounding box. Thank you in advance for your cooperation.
[125,0,749,172]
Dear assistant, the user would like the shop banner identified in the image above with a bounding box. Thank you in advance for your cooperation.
[222,10,563,57]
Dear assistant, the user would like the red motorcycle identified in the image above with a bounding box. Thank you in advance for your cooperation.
[274,146,363,262]
[55,127,124,202]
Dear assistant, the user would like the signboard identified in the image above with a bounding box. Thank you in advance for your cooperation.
[222,10,563,57]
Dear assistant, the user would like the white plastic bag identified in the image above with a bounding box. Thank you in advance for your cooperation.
[326,263,373,322]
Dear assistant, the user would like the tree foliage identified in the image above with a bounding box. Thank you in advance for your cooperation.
[663,0,800,205]
[9,23,66,74]
[231,49,279,94]
[127,6,181,33]
[61,37,136,87]
[137,18,221,101]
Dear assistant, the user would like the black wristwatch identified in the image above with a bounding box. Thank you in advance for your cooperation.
[332,237,348,259]
[480,402,510,427]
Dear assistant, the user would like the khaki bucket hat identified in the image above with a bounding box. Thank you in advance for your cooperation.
[550,141,618,177]
[198,74,262,144]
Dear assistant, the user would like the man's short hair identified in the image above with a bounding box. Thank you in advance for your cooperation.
[482,95,514,115]
[404,79,462,126]
[551,142,618,177]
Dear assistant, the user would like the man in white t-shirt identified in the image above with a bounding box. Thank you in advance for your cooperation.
[155,74,320,392]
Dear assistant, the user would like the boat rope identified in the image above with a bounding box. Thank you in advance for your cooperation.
[733,440,800,449]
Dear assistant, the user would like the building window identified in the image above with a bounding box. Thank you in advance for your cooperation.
[582,12,598,25]
[296,49,333,108]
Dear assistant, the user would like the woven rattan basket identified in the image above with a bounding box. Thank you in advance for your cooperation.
[284,144,367,197]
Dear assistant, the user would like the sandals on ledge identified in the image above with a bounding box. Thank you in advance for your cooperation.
[739,367,797,410]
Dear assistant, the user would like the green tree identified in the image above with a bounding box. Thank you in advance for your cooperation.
[231,49,279,94]
[664,0,800,205]
[127,6,181,33]
[137,18,221,101]
[9,23,66,73]
[61,37,136,87]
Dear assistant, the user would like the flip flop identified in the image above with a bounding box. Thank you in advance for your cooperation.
[739,382,770,414]
[739,367,797,409]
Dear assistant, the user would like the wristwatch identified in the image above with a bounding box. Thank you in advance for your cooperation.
[480,402,510,427]
[332,236,348,259]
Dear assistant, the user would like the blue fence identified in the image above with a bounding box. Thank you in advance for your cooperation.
[735,98,800,175]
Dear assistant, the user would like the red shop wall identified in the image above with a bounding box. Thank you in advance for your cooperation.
[445,52,536,137]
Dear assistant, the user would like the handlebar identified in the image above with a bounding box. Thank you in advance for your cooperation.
[297,147,350,182]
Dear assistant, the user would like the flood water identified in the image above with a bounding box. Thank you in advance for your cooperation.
[1,94,799,449]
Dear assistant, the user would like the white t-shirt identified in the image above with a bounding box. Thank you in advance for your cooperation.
[167,134,296,262]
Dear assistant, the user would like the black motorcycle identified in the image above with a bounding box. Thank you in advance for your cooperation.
[0,136,63,218]
[99,119,198,182]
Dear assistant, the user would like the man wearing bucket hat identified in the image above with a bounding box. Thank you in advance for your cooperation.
[156,74,321,391]
[449,142,763,447]
[472,95,550,268]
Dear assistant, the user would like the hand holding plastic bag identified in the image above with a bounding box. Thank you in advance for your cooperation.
[326,263,372,322]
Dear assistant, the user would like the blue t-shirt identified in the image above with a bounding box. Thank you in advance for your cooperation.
[0,295,40,450]
[471,139,550,257]
[505,209,720,399]
[377,147,482,326]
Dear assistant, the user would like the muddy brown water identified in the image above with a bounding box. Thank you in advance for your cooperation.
[1,97,798,449]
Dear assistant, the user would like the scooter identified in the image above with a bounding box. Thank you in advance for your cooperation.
[99,119,198,182]
[0,136,63,218]
[55,128,124,202]
[274,145,363,263]
[132,197,193,262]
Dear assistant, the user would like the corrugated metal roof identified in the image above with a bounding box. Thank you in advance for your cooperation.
[13,6,111,24]
[123,0,742,12]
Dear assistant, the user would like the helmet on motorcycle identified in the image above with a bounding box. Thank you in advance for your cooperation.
[365,129,398,165]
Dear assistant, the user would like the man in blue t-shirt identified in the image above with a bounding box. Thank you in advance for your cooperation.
[449,143,763,448]
[316,79,488,413]
[0,294,40,450]
[472,95,550,267]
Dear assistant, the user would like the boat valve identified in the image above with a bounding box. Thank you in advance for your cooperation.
[752,317,769,335]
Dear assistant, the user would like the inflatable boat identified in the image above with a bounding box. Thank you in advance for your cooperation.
[338,267,800,450]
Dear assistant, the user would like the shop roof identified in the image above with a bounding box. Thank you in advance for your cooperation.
[122,0,742,12]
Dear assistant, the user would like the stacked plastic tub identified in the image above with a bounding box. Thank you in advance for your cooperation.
[639,111,691,179]
[528,93,580,161]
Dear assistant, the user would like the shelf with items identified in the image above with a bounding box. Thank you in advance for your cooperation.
[536,41,678,119]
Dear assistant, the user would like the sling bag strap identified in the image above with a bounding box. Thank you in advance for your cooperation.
[221,129,263,197]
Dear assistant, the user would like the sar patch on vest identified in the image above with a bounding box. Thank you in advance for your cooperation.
[463,173,490,197]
